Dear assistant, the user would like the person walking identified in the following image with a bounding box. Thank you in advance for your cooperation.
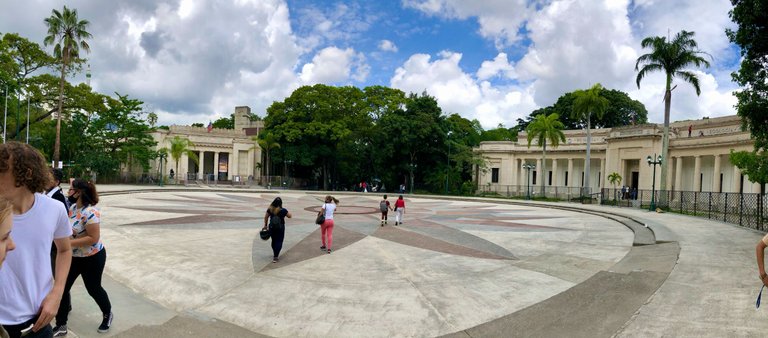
[262,197,291,263]
[0,198,16,338]
[320,196,338,253]
[394,195,406,226]
[53,179,113,337]
[379,195,392,226]
[47,169,69,276]
[0,142,72,338]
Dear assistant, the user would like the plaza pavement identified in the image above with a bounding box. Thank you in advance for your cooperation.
[56,184,768,337]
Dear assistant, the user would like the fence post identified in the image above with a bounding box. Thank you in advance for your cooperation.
[724,193,728,222]
[680,190,684,214]
[708,192,712,219]
[740,193,744,226]
[694,192,697,216]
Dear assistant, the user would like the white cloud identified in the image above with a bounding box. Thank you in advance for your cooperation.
[299,46,369,84]
[378,39,398,52]
[477,52,516,81]
[402,0,531,47]
[391,51,536,129]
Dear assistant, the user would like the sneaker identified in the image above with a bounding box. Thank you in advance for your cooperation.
[327,249,332,254]
[53,325,67,337]
[320,246,326,250]
[98,312,113,333]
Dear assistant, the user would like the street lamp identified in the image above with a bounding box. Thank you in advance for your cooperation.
[523,163,536,200]
[408,162,417,194]
[647,154,662,211]
[445,131,452,195]
[158,152,168,187]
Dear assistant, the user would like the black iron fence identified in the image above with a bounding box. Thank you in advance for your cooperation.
[477,184,767,230]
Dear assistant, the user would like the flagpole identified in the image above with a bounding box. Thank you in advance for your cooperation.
[3,85,7,143]
[26,95,30,144]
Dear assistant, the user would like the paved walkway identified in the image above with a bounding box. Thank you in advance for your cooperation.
[58,185,767,337]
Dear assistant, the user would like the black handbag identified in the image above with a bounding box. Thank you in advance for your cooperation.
[259,228,271,241]
[315,212,325,225]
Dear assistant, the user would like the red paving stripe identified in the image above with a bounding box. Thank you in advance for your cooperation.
[124,214,259,226]
[259,226,367,272]
[372,226,511,260]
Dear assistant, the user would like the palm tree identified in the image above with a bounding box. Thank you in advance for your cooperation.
[608,172,622,203]
[636,30,711,192]
[44,6,92,164]
[255,133,280,185]
[526,113,566,196]
[168,136,199,182]
[572,83,609,196]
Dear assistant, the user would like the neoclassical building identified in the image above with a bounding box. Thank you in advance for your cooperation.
[476,115,760,194]
[149,106,263,182]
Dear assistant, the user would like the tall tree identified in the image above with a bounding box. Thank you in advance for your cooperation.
[635,30,711,192]
[256,133,281,183]
[44,5,92,163]
[526,113,566,195]
[167,136,198,181]
[727,0,768,228]
[516,88,648,131]
[572,83,609,195]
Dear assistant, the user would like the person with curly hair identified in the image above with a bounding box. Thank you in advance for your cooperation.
[0,198,17,338]
[52,179,113,336]
[0,142,72,338]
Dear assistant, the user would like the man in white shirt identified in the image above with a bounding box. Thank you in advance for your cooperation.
[0,142,72,338]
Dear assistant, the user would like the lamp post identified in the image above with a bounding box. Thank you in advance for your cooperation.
[158,152,167,187]
[647,154,662,211]
[445,131,452,195]
[523,163,536,200]
[408,162,417,194]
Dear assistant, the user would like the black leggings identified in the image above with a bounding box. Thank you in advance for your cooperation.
[271,228,285,258]
[56,249,111,325]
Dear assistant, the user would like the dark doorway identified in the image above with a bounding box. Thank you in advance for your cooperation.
[631,171,639,190]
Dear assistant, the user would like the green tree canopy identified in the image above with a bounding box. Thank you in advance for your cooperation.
[727,0,768,151]
[517,88,647,131]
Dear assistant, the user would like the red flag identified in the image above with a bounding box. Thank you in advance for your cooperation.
[207,121,213,133]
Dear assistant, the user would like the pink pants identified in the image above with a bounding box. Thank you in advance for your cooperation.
[321,219,335,248]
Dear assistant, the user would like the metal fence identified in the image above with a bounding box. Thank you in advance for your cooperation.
[477,184,767,230]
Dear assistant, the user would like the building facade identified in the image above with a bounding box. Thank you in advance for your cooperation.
[475,115,760,194]
[149,106,263,182]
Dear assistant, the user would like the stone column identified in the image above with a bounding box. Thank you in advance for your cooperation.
[600,158,606,189]
[511,157,519,188]
[713,154,721,192]
[733,166,741,193]
[693,155,702,192]
[180,152,188,182]
[552,158,558,186]
[567,158,574,188]
[232,150,240,181]
[666,157,674,192]
[213,152,219,181]
[675,156,683,191]
[536,158,542,187]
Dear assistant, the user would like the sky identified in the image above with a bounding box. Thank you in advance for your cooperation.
[0,0,741,129]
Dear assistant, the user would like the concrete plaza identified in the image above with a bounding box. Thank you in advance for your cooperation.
[58,186,768,337]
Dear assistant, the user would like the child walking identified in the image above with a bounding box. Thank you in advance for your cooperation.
[379,195,392,226]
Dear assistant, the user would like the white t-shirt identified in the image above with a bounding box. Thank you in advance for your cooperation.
[323,203,336,220]
[0,193,70,325]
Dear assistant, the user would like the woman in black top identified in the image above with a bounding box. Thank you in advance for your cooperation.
[262,197,292,263]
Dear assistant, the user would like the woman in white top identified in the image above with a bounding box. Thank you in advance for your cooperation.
[320,195,339,254]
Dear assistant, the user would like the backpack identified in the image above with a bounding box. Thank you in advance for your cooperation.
[269,210,283,231]
[380,200,388,212]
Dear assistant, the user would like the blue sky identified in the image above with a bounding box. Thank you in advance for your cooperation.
[0,0,741,129]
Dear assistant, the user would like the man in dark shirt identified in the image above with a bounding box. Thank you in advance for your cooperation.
[45,169,68,210]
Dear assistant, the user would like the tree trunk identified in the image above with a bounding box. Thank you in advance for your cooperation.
[53,57,67,163]
[541,142,547,196]
[584,115,591,196]
[660,74,672,193]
